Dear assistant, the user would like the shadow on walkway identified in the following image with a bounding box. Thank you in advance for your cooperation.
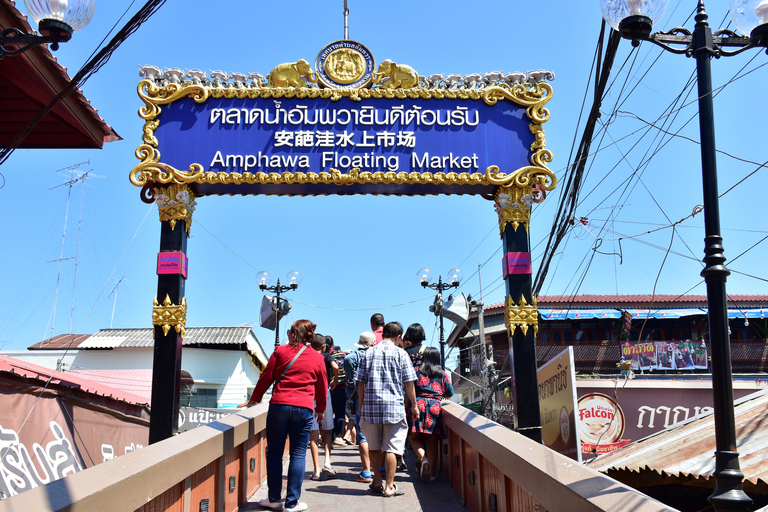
[243,441,467,512]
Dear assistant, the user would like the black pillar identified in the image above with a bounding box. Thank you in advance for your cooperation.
[149,206,188,445]
[692,10,751,511]
[502,220,542,443]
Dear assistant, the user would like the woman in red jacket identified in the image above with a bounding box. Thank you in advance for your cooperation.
[238,319,327,512]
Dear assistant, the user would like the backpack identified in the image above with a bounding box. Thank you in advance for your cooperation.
[331,349,347,381]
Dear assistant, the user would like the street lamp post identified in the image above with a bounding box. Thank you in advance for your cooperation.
[1,0,95,58]
[599,1,768,510]
[417,267,463,368]
[256,270,302,347]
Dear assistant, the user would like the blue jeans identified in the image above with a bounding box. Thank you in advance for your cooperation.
[266,403,313,508]
[330,386,347,437]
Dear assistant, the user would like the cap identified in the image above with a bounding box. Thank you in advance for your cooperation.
[354,331,376,349]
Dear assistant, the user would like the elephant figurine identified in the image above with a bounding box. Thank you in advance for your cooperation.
[267,59,318,88]
[371,59,418,89]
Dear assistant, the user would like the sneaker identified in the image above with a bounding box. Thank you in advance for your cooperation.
[284,502,308,512]
[333,437,345,446]
[354,470,373,483]
[396,455,407,472]
[420,459,430,482]
[258,498,283,509]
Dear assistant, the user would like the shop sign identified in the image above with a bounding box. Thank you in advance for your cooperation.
[537,347,581,461]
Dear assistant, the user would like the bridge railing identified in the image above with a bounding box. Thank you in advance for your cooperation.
[440,401,676,512]
[0,403,269,512]
[0,401,677,512]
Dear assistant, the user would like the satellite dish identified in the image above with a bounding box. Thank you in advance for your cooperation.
[442,292,469,328]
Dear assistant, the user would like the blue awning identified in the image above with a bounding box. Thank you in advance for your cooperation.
[538,308,768,320]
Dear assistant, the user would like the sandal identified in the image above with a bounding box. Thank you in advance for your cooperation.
[308,474,321,481]
[368,482,384,493]
[382,484,405,497]
[322,466,337,479]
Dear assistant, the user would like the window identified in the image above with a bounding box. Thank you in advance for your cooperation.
[186,388,218,408]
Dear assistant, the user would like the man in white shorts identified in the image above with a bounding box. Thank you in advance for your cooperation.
[356,322,418,497]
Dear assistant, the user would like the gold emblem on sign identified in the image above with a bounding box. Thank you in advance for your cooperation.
[324,49,366,85]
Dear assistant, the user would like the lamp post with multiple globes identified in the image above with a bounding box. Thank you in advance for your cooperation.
[598,1,768,509]
[256,270,302,348]
[417,267,463,368]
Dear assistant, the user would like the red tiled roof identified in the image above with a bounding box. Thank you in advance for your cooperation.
[0,354,148,405]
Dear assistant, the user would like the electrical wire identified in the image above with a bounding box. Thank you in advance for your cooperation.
[288,296,433,312]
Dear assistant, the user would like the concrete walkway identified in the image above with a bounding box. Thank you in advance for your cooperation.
[243,440,468,512]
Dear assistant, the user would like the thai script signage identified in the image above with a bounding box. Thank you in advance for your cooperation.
[576,379,764,459]
[621,340,708,370]
[157,251,188,278]
[130,43,555,198]
[150,95,531,197]
[0,394,147,499]
[503,251,532,277]
[537,347,581,461]
[178,407,234,432]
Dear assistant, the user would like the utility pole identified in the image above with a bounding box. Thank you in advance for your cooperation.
[472,263,497,422]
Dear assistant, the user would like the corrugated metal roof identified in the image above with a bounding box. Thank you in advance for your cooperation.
[591,389,768,486]
[66,368,153,400]
[29,333,92,350]
[0,355,148,405]
[29,327,268,369]
[64,369,195,401]
[33,327,254,349]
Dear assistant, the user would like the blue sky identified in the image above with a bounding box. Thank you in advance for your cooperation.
[1,1,766,363]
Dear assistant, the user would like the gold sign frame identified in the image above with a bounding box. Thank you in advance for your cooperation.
[130,65,557,197]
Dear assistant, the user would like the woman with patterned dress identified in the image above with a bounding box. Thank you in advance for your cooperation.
[408,346,454,482]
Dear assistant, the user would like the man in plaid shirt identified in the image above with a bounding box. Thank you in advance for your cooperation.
[356,322,419,497]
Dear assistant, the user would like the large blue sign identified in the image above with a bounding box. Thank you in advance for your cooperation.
[151,95,532,196]
[131,57,554,197]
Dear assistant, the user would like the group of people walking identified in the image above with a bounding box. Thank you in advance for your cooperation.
[238,314,453,511]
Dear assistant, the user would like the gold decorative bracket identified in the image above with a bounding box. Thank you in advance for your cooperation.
[154,184,196,236]
[504,295,538,337]
[491,168,556,235]
[152,294,187,339]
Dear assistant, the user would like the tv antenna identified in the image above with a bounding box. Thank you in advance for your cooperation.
[47,161,103,338]
[108,276,127,328]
